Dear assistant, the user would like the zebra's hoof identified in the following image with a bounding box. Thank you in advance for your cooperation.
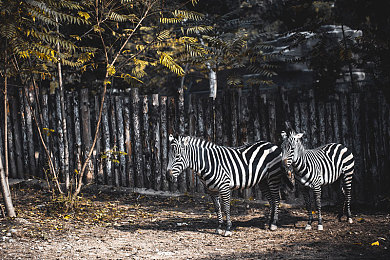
[305,224,312,230]
[270,224,278,231]
[223,230,232,237]
[216,228,224,235]
[317,224,323,231]
[348,218,353,224]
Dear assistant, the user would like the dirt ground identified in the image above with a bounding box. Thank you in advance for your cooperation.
[0,183,389,259]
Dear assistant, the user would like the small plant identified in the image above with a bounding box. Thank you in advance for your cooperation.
[100,146,128,165]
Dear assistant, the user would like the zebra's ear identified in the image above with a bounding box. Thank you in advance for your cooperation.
[295,133,304,139]
[183,136,190,146]
[169,134,175,143]
[281,131,288,140]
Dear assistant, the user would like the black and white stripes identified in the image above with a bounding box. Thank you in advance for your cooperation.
[167,135,283,236]
[281,131,355,230]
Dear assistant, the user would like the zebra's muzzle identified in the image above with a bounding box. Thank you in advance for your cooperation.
[167,169,177,182]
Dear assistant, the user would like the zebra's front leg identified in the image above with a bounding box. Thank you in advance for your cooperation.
[302,186,313,230]
[313,186,323,231]
[209,192,224,235]
[219,186,232,237]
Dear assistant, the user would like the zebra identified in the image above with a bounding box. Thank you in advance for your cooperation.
[280,130,355,231]
[167,134,283,237]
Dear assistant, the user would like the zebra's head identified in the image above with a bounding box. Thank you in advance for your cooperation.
[167,134,190,182]
[281,130,304,184]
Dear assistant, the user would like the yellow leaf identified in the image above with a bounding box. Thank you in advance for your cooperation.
[78,11,90,20]
[63,215,71,220]
[107,65,116,76]
[371,241,379,246]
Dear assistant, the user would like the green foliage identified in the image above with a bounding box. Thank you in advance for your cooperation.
[0,0,94,81]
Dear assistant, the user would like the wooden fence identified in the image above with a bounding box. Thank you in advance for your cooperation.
[2,85,390,205]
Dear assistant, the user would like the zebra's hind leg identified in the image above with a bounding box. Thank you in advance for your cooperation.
[342,174,353,224]
[302,186,313,230]
[260,181,279,231]
[336,180,346,222]
[209,192,224,235]
[219,187,232,237]
[313,186,323,230]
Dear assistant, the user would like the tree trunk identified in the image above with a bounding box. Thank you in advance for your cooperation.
[1,75,15,217]
[0,153,15,217]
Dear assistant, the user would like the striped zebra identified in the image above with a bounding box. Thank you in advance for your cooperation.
[280,131,355,231]
[167,135,283,237]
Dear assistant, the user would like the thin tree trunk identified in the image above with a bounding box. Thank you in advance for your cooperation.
[1,58,17,216]
[57,15,70,190]
[0,150,15,217]
[4,75,9,184]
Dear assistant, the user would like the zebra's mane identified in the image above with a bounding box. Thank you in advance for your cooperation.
[181,136,217,148]
[182,136,265,150]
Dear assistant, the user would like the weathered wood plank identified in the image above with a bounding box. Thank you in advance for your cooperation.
[142,95,152,189]
[123,96,134,188]
[151,94,161,191]
[131,88,143,188]
[115,96,126,187]
[160,96,169,191]
[109,95,118,187]
[10,92,24,179]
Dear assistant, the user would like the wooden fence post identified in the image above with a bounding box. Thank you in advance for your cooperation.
[131,88,143,188]
[196,95,205,193]
[308,90,318,147]
[109,95,118,186]
[150,94,161,191]
[160,96,169,191]
[177,87,186,192]
[6,94,17,179]
[142,95,152,189]
[116,95,126,187]
[123,96,134,188]
[65,92,74,184]
[73,91,83,183]
[81,89,93,183]
[10,92,24,179]
[55,88,65,182]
